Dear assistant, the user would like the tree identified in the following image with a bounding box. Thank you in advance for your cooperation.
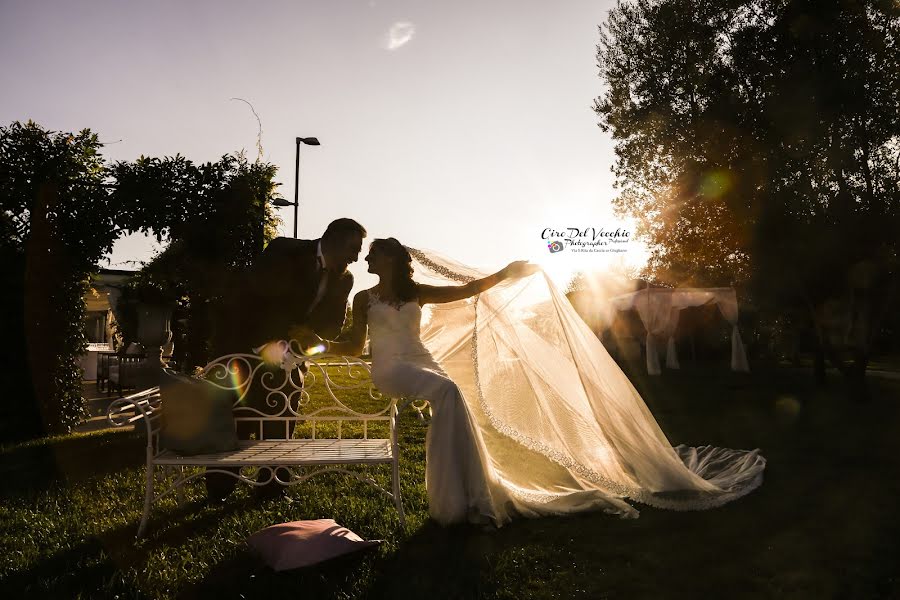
[0,121,118,435]
[1,120,279,439]
[596,0,900,396]
[109,153,279,369]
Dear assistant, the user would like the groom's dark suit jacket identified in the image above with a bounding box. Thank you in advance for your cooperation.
[213,237,353,356]
[205,236,354,496]
[250,236,353,345]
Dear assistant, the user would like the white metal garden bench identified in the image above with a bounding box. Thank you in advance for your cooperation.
[107,345,430,537]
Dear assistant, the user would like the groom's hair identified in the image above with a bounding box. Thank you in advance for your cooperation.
[323,218,367,241]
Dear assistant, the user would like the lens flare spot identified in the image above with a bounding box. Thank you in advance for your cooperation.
[306,342,328,356]
[227,359,251,400]
[699,170,732,199]
[775,395,801,424]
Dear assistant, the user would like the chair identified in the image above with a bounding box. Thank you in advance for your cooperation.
[96,350,118,392]
[107,343,147,396]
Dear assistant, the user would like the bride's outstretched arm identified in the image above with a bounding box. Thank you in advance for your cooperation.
[290,290,369,356]
[418,260,539,304]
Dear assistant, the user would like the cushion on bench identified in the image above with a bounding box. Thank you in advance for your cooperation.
[159,371,239,455]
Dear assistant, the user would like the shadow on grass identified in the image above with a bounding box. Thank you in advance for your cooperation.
[4,366,900,599]
[181,367,900,599]
[366,520,502,599]
[0,428,145,498]
[181,519,507,600]
[180,542,383,600]
[0,514,166,598]
[1,493,263,598]
[0,530,149,598]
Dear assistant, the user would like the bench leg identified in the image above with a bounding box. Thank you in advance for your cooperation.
[392,457,405,529]
[137,459,154,538]
[176,467,185,505]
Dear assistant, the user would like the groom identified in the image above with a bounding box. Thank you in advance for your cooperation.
[207,217,366,501]
[249,217,365,347]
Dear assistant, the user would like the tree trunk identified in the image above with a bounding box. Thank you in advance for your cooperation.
[813,337,826,385]
[23,184,58,433]
[804,287,876,401]
[845,356,870,402]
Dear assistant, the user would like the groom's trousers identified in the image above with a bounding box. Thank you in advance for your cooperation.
[204,362,306,502]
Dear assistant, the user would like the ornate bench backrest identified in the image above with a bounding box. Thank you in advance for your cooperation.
[201,345,394,440]
[107,346,405,451]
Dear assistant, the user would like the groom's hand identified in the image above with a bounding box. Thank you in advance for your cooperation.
[288,324,311,341]
[288,325,323,355]
[258,340,289,365]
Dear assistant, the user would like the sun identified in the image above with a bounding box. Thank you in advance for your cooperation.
[531,245,607,290]
[529,240,650,301]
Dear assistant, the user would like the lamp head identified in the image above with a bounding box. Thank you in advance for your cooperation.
[271,197,295,207]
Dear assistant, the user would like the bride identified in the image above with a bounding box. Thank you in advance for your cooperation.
[295,237,765,526]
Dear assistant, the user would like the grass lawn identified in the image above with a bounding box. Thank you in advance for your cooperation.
[1,364,899,599]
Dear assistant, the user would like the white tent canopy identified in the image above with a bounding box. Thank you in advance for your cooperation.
[609,287,750,375]
[85,287,113,312]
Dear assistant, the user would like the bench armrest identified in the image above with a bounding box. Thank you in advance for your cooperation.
[107,386,162,440]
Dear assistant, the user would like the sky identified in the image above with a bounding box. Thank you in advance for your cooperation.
[0,0,645,292]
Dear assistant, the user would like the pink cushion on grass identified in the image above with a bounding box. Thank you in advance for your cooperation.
[247,519,381,571]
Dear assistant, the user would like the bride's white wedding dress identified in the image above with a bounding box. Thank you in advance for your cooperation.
[367,249,766,526]
[368,290,500,524]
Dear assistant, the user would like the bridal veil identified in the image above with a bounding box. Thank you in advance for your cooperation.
[406,247,765,521]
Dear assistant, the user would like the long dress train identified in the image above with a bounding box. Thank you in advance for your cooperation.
[366,250,766,526]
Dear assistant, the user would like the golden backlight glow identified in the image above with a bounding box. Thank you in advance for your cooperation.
[531,241,649,292]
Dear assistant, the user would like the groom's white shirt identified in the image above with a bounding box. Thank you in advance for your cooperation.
[308,240,328,315]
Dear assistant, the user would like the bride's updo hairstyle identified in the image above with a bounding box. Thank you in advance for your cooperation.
[373,237,418,302]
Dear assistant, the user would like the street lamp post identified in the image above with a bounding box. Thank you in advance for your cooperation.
[273,136,320,238]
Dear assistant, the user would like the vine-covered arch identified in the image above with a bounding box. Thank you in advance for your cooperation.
[0,120,279,438]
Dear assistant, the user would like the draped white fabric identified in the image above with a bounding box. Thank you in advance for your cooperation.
[665,334,680,370]
[610,287,750,374]
[406,249,765,519]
